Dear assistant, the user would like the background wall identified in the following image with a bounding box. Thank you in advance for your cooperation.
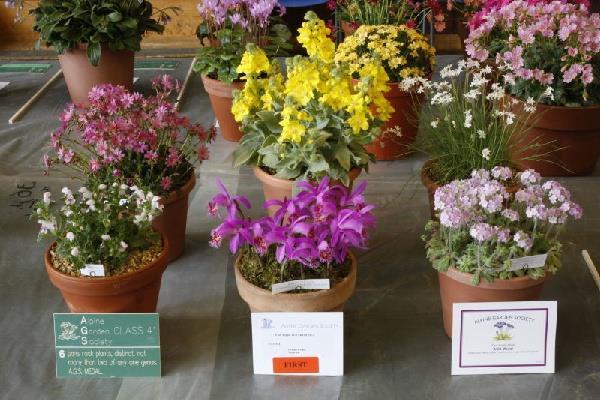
[0,1,201,52]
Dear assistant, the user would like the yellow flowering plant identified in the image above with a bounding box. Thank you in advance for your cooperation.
[335,24,435,83]
[232,12,392,185]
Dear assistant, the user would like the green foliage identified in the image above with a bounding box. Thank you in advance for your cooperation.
[193,22,292,83]
[31,0,179,66]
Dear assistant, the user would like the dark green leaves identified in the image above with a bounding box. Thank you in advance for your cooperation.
[31,0,176,65]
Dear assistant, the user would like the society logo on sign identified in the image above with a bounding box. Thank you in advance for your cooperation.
[493,321,514,341]
[261,318,274,329]
[58,321,80,341]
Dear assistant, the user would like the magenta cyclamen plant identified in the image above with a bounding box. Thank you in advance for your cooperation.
[466,0,600,106]
[423,167,582,284]
[45,75,215,196]
[207,177,375,286]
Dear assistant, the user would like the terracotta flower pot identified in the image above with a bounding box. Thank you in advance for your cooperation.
[513,101,600,176]
[438,267,548,338]
[152,174,196,263]
[365,84,423,161]
[235,252,357,312]
[201,75,245,142]
[58,45,134,104]
[253,167,362,215]
[44,237,170,313]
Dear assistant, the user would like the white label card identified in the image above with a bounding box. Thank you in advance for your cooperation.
[271,279,330,294]
[509,254,548,271]
[0,82,9,91]
[251,312,344,376]
[80,264,105,277]
[452,301,557,375]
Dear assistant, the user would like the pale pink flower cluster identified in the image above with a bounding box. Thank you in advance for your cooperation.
[466,0,600,98]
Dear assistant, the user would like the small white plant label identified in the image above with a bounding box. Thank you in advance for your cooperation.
[271,279,330,294]
[133,77,140,84]
[80,264,105,277]
[508,254,548,271]
[0,82,9,91]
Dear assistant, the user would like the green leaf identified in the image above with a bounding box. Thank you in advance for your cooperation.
[333,143,351,171]
[86,41,101,67]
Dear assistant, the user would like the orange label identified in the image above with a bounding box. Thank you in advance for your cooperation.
[273,357,319,373]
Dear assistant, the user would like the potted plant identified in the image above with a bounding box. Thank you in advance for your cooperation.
[232,12,391,213]
[31,0,178,104]
[43,76,215,262]
[466,0,600,176]
[193,0,292,142]
[400,60,549,216]
[423,167,582,337]
[336,24,435,160]
[330,0,449,36]
[207,176,375,312]
[34,182,169,313]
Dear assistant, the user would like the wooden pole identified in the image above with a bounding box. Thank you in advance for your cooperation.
[175,57,197,112]
[582,250,600,293]
[9,69,63,124]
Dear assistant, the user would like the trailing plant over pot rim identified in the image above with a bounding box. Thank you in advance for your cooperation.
[31,0,179,66]
[423,167,583,285]
[35,182,171,312]
[207,176,375,310]
[232,12,393,185]
[34,182,165,277]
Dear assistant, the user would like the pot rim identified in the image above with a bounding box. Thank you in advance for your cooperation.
[235,251,357,300]
[201,74,245,89]
[159,173,196,206]
[44,233,170,286]
[509,95,600,111]
[439,266,548,290]
[253,166,362,188]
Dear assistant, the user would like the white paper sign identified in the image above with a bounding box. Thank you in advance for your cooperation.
[0,82,9,91]
[80,264,105,277]
[271,279,330,294]
[509,254,548,271]
[251,312,344,376]
[134,77,140,84]
[452,301,557,375]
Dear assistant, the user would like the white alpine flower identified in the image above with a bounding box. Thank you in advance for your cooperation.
[70,247,79,257]
[464,110,473,128]
[66,232,75,241]
[482,148,491,160]
[101,234,111,241]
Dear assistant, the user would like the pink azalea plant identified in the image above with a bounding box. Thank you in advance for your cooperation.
[44,75,215,195]
[424,167,582,284]
[465,0,600,105]
[207,177,375,288]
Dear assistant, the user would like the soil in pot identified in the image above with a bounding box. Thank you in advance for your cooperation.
[253,166,362,216]
[438,267,548,338]
[45,236,170,313]
[234,250,357,312]
[201,75,245,142]
[365,85,423,161]
[152,174,196,263]
[58,45,134,104]
[512,101,600,176]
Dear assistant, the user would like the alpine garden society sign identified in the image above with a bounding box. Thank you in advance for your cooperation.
[53,313,161,378]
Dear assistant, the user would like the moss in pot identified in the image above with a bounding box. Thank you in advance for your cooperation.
[206,176,375,312]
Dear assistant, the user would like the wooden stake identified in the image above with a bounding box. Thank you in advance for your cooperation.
[9,69,63,124]
[582,250,600,293]
[175,57,197,112]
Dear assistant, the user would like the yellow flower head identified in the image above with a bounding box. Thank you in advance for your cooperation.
[237,44,271,77]
[297,11,335,63]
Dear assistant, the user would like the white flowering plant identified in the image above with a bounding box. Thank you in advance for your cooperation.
[402,59,552,185]
[34,182,164,276]
[423,168,582,285]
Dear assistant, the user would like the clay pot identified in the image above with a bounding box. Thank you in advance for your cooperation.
[152,174,196,262]
[513,101,600,176]
[201,75,245,142]
[341,21,357,37]
[58,44,134,104]
[44,237,170,313]
[235,252,357,312]
[253,167,362,215]
[365,84,423,160]
[438,267,548,338]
